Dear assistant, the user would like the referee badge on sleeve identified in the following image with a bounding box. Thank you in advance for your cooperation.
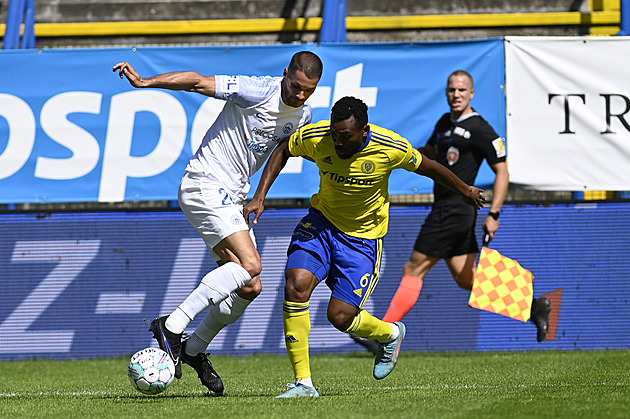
[492,137,506,158]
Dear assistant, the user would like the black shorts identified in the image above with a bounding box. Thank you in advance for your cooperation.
[414,200,479,259]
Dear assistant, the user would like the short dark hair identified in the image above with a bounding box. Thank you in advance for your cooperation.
[288,51,323,80]
[331,96,368,128]
[448,70,474,88]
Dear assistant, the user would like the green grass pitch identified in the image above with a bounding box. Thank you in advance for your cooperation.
[1,350,628,418]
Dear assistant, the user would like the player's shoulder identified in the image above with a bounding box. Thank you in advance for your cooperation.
[238,75,281,96]
[436,112,451,123]
[368,124,412,153]
[465,113,501,141]
[295,120,331,143]
[434,112,452,127]
[459,111,495,129]
[290,120,330,154]
[301,101,314,123]
[240,74,281,85]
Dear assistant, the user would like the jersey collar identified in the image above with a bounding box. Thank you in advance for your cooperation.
[359,126,372,152]
[450,111,480,123]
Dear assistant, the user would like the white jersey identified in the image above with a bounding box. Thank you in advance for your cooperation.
[185,75,313,202]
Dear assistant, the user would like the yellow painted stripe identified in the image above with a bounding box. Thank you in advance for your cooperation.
[32,17,323,36]
[0,18,322,37]
[590,25,621,35]
[0,11,620,38]
[347,11,620,30]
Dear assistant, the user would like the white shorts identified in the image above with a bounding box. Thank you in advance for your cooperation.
[178,172,254,262]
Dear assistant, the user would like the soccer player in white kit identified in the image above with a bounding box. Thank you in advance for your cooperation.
[113,51,323,394]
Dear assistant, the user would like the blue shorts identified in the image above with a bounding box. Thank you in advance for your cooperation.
[285,207,382,308]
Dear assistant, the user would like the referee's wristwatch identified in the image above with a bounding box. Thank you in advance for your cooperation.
[488,211,500,220]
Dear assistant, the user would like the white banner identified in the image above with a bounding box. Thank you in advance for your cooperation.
[505,36,630,190]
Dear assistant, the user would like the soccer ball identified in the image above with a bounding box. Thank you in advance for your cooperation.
[128,347,175,395]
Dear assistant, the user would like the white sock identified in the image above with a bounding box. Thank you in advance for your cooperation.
[187,292,252,353]
[183,333,210,357]
[297,377,313,388]
[384,323,400,343]
[173,262,251,331]
[165,308,192,335]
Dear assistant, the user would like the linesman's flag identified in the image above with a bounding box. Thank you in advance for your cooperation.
[468,246,534,322]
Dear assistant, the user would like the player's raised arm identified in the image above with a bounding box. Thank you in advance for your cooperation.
[415,155,485,209]
[482,161,509,242]
[243,139,294,225]
[112,62,217,97]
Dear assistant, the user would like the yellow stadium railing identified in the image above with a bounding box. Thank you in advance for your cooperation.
[0,10,622,38]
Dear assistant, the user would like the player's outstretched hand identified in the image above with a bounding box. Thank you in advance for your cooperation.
[112,62,144,88]
[243,198,266,226]
[462,186,485,209]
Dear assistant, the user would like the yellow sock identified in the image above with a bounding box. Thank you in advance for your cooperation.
[283,300,312,381]
[344,309,394,343]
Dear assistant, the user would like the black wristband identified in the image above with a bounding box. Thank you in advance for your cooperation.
[488,211,500,220]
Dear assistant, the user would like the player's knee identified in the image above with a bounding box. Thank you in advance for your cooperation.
[240,256,262,278]
[284,269,317,302]
[237,276,262,300]
[284,278,309,302]
[327,310,353,332]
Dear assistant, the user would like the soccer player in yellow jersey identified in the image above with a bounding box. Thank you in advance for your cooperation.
[244,96,485,398]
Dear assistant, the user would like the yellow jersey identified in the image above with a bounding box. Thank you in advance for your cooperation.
[288,120,423,239]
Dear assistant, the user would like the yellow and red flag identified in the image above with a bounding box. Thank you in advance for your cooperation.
[468,246,534,322]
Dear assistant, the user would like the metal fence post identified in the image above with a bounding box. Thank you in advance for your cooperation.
[320,0,347,42]
[3,0,36,49]
[620,0,630,35]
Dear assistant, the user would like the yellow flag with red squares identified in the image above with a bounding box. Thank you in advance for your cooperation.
[469,246,534,322]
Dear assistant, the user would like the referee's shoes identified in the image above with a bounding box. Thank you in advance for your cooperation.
[531,297,552,342]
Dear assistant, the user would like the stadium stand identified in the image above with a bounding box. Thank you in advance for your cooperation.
[0,0,623,49]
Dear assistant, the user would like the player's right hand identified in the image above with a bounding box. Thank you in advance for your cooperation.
[112,62,144,88]
[462,186,485,209]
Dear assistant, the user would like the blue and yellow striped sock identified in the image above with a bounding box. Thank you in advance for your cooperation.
[283,300,312,380]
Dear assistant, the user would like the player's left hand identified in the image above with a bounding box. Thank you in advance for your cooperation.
[482,217,499,242]
[462,186,485,209]
[243,198,265,226]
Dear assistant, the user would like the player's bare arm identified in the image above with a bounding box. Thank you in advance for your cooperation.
[112,62,217,97]
[415,156,485,209]
[243,140,294,225]
[483,161,510,240]
[417,143,436,159]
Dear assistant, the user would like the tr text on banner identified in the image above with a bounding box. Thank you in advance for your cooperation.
[505,36,630,191]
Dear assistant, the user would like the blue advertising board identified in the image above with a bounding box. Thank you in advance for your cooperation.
[1,202,628,360]
[0,40,505,203]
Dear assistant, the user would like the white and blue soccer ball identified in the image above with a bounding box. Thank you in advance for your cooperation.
[128,347,175,395]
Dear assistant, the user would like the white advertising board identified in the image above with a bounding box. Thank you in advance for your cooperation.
[505,36,630,190]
